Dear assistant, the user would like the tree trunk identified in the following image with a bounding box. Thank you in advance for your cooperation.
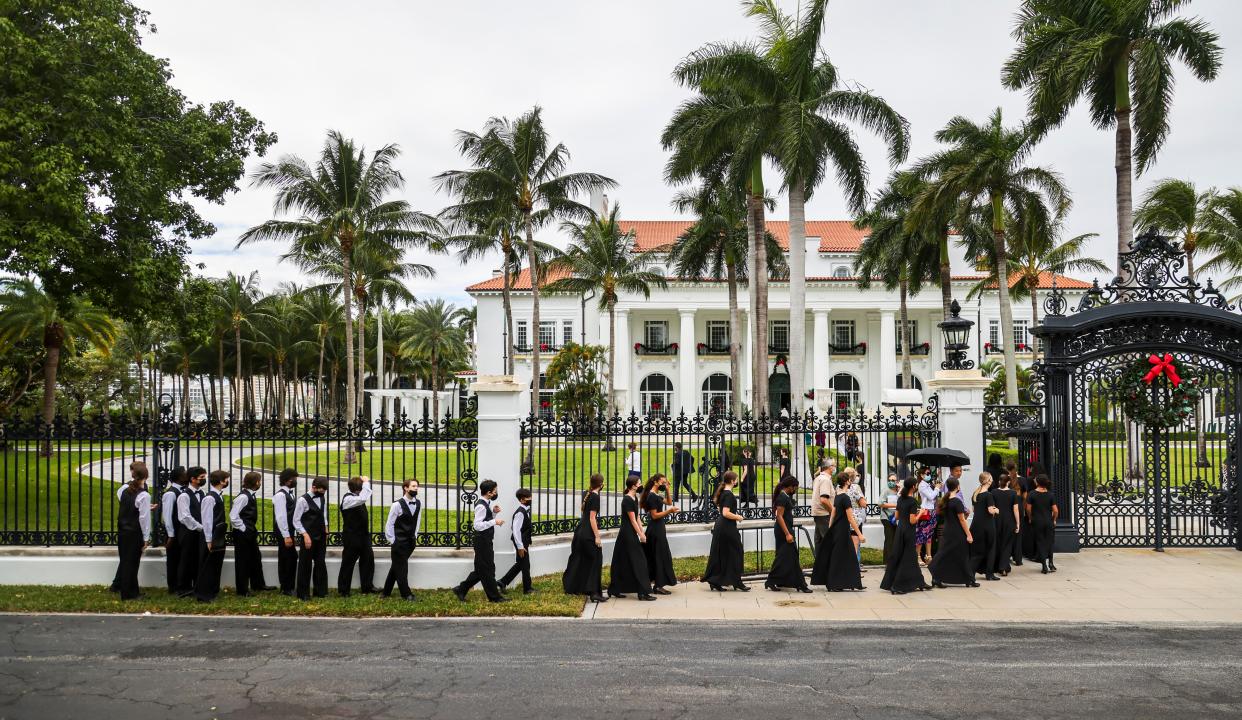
[216,334,225,420]
[502,261,515,376]
[40,327,62,455]
[357,302,366,421]
[787,178,807,415]
[1031,286,1040,333]
[726,260,742,416]
[607,300,616,416]
[317,335,326,418]
[234,325,243,417]
[376,308,384,396]
[136,358,144,420]
[1114,56,1134,270]
[899,277,912,389]
[939,229,953,317]
[182,365,190,421]
[992,193,1019,405]
[523,212,541,469]
[746,200,758,417]
[750,159,769,420]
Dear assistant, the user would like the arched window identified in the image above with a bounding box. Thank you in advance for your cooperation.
[894,374,924,391]
[701,373,732,415]
[639,373,673,417]
[832,266,850,278]
[829,372,861,417]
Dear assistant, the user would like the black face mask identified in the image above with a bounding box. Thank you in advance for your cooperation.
[408,490,418,498]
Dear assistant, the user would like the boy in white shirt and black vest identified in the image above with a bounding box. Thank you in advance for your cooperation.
[230,471,269,596]
[272,468,299,595]
[337,475,375,596]
[195,470,231,602]
[293,477,329,600]
[382,479,422,601]
[498,488,534,595]
[174,466,207,597]
[452,480,508,603]
[160,466,188,593]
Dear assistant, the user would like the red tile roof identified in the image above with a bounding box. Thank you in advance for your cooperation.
[620,220,869,253]
[465,266,572,292]
[964,271,1093,290]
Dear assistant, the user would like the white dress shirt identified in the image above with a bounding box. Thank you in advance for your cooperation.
[201,491,221,544]
[116,486,152,542]
[384,496,423,544]
[273,488,294,539]
[293,493,328,535]
[472,500,498,532]
[160,485,182,538]
[511,508,526,550]
[340,482,372,510]
[918,479,940,511]
[626,451,641,473]
[175,487,203,532]
[229,491,249,531]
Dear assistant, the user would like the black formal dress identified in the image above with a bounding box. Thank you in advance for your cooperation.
[881,495,930,593]
[702,490,744,588]
[608,495,652,596]
[991,488,1019,574]
[1018,475,1035,560]
[562,492,603,596]
[642,491,676,590]
[929,496,973,586]
[764,492,807,590]
[739,457,759,505]
[1028,490,1057,563]
[810,493,863,591]
[969,491,999,578]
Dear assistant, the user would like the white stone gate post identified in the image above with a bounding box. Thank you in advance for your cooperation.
[471,375,524,561]
[927,369,992,500]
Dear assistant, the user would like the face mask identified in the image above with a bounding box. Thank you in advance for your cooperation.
[408,490,418,498]
[887,482,898,491]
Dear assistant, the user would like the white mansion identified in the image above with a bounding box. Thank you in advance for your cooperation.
[466,216,1091,417]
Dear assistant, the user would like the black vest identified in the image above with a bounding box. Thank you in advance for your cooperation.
[238,489,258,533]
[208,489,227,544]
[276,488,296,538]
[118,486,140,534]
[394,497,420,545]
[513,505,532,549]
[341,492,369,545]
[186,488,203,526]
[165,485,184,536]
[301,493,326,540]
[474,499,494,545]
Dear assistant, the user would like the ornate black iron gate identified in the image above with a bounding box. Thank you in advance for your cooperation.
[1035,231,1242,550]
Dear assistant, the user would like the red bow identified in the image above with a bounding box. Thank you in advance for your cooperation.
[1143,353,1181,387]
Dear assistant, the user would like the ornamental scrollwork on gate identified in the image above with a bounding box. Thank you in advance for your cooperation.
[1072,229,1235,312]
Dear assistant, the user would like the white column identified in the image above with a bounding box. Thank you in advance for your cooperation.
[741,310,753,412]
[614,309,631,411]
[880,310,897,394]
[813,309,830,409]
[471,375,524,560]
[678,309,696,415]
[927,369,992,502]
[866,312,883,407]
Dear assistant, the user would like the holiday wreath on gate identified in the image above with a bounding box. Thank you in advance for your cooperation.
[1115,354,1202,429]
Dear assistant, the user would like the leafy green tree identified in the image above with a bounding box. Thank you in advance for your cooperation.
[547,205,667,416]
[1201,188,1242,300]
[0,0,274,319]
[401,300,469,422]
[0,278,118,440]
[1135,178,1220,284]
[545,343,608,419]
[436,107,615,420]
[1002,0,1222,266]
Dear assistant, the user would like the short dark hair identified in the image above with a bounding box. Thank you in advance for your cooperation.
[516,488,532,501]
[348,476,364,493]
[171,466,188,484]
[479,479,498,496]
[673,442,683,450]
[278,468,298,486]
[311,477,329,492]
[1035,474,1052,489]
[402,478,418,490]
[188,466,207,480]
[243,471,262,490]
[208,470,229,487]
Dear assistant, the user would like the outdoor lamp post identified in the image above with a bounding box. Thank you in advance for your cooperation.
[939,299,975,370]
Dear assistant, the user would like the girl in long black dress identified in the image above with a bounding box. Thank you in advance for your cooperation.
[969,473,1001,582]
[765,476,811,592]
[1027,474,1059,574]
[608,476,655,600]
[990,473,1020,577]
[641,473,679,595]
[880,478,931,595]
[703,471,749,591]
[563,473,606,602]
[928,477,976,588]
[811,473,865,591]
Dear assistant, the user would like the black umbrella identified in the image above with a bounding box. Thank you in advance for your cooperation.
[905,447,971,467]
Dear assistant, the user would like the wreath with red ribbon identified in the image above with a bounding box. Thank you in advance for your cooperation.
[1116,354,1202,429]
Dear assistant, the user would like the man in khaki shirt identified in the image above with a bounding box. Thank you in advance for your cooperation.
[810,460,837,554]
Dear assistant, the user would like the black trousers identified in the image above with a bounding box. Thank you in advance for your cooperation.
[116,529,144,600]
[164,536,181,592]
[276,538,298,593]
[499,545,532,592]
[296,535,328,599]
[176,530,202,594]
[672,473,695,501]
[195,538,225,602]
[233,530,267,595]
[456,541,501,600]
[338,540,375,595]
[382,540,415,598]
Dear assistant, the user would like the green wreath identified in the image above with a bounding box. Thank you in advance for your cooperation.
[1115,355,1202,430]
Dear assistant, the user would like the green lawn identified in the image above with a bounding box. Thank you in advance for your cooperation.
[988,440,1229,486]
[0,547,883,617]
[1,450,122,534]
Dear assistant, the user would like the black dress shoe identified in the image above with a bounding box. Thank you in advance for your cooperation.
[638,594,657,601]
[589,594,607,603]
[797,586,813,594]
[1048,563,1057,573]
[966,581,980,588]
[523,588,535,595]
[489,596,510,603]
[652,587,672,595]
[708,583,724,591]
[765,583,779,592]
[403,595,418,602]
[453,587,467,602]
[985,575,1000,581]
[733,584,751,592]
[932,580,946,589]
[612,592,627,599]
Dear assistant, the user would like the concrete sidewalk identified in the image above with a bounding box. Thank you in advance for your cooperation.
[588,548,1242,623]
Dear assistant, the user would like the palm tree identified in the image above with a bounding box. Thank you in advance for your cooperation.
[1201,189,1242,297]
[293,287,343,417]
[116,318,162,418]
[210,271,265,417]
[0,278,118,442]
[401,300,469,422]
[913,108,1070,405]
[254,291,315,419]
[436,108,616,421]
[1135,178,1220,284]
[547,205,668,416]
[1002,0,1222,267]
[855,173,941,390]
[240,130,442,428]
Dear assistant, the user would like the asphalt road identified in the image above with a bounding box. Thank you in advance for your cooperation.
[2,615,1241,720]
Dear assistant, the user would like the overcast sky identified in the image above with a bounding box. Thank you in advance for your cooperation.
[139,0,1242,305]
